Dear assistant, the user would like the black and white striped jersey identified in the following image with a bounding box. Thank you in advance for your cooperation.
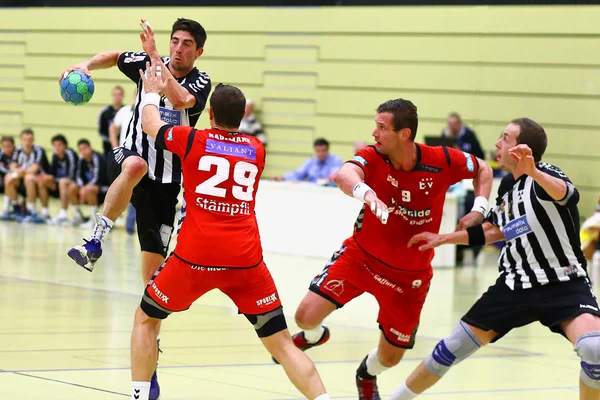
[117,51,211,184]
[12,145,49,172]
[486,162,587,290]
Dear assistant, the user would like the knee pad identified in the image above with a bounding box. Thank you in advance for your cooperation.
[425,321,482,377]
[575,331,600,389]
[245,307,287,338]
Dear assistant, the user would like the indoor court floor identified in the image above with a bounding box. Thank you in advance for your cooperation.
[0,222,588,399]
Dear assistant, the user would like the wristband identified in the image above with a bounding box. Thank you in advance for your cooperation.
[142,92,160,110]
[353,182,374,203]
[471,196,488,216]
[467,224,486,246]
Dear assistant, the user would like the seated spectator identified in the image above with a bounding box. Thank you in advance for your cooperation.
[36,134,79,224]
[274,138,343,186]
[0,136,16,211]
[1,129,49,221]
[69,139,109,227]
[441,112,485,159]
[239,98,266,146]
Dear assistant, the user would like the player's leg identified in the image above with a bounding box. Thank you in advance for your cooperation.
[23,173,38,215]
[540,277,600,399]
[290,240,365,358]
[84,184,100,216]
[390,278,532,400]
[36,174,56,220]
[225,263,330,400]
[52,177,72,224]
[132,254,209,400]
[67,181,84,225]
[1,173,19,217]
[68,148,146,270]
[133,180,180,399]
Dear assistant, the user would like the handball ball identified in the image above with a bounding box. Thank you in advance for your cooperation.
[60,71,94,105]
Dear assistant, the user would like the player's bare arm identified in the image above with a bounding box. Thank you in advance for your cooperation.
[139,60,168,139]
[139,21,197,110]
[408,222,504,251]
[456,157,493,230]
[334,162,389,224]
[510,144,568,201]
[108,122,119,149]
[58,51,122,83]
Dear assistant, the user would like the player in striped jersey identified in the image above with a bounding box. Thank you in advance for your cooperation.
[61,18,211,400]
[391,118,600,400]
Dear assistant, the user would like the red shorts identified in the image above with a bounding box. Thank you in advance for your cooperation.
[143,253,282,318]
[310,237,433,348]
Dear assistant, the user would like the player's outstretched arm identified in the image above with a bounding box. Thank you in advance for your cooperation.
[408,222,504,251]
[58,51,122,83]
[457,157,493,230]
[139,60,168,139]
[334,162,389,224]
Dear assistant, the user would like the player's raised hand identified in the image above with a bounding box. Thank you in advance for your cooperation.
[456,210,484,231]
[139,19,159,59]
[364,191,389,225]
[139,60,166,94]
[58,63,90,84]
[509,144,536,176]
[408,232,444,251]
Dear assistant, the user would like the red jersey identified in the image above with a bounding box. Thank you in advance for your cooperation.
[347,144,479,271]
[157,125,265,268]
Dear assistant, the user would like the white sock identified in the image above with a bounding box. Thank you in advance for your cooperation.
[366,348,389,376]
[314,394,331,400]
[91,216,114,243]
[41,207,49,217]
[304,325,325,343]
[90,205,98,216]
[26,202,35,213]
[131,381,150,400]
[58,208,67,218]
[3,196,8,212]
[389,382,418,400]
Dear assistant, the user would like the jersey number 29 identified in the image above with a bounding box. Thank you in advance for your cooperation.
[195,155,258,201]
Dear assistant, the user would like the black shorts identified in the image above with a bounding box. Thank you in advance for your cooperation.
[107,147,180,257]
[462,276,600,342]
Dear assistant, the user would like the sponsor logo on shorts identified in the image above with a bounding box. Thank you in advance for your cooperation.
[256,293,278,308]
[190,266,228,271]
[373,274,403,294]
[580,304,599,311]
[389,327,411,343]
[152,282,169,304]
[206,139,256,161]
[324,279,345,297]
[412,279,422,288]
[503,215,531,241]
[352,156,367,166]
[463,152,475,173]
[195,196,251,216]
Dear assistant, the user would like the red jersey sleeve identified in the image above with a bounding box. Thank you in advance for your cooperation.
[346,145,380,179]
[156,124,196,159]
[446,147,479,184]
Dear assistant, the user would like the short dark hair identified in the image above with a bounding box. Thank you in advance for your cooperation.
[376,99,419,141]
[77,139,91,147]
[511,118,547,162]
[313,138,329,149]
[113,86,124,94]
[20,128,34,137]
[1,135,14,145]
[171,18,207,49]
[51,134,68,146]
[209,83,246,129]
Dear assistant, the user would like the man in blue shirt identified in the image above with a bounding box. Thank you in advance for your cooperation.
[441,113,485,160]
[277,138,343,186]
